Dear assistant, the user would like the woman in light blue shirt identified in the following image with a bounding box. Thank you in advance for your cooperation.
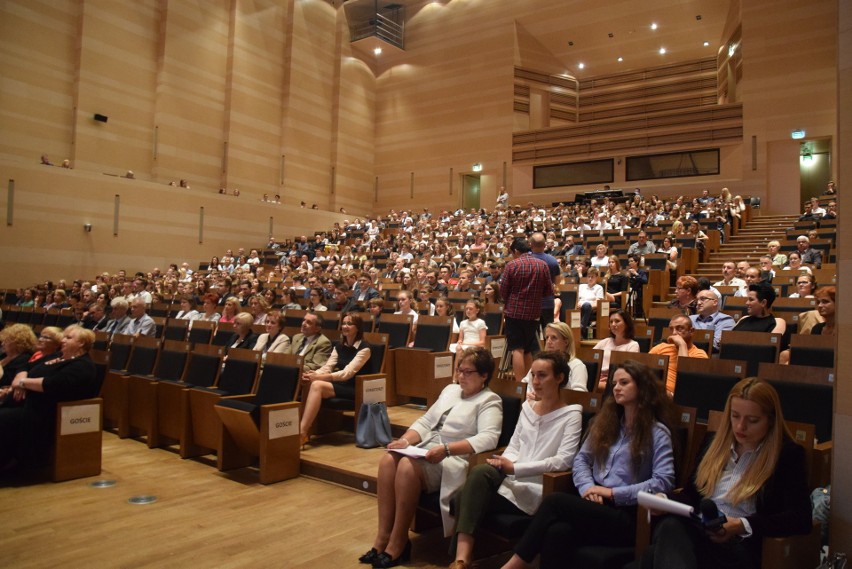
[501,359,677,569]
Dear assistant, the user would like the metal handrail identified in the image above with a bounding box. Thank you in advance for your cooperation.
[351,12,404,49]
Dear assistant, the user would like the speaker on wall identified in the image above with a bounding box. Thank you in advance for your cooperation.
[93,113,109,123]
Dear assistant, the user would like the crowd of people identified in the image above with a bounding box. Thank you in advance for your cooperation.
[0,183,837,566]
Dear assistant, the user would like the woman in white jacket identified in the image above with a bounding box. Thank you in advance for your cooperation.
[360,347,502,568]
[448,351,583,569]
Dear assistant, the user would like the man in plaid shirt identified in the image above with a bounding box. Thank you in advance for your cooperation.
[501,237,554,380]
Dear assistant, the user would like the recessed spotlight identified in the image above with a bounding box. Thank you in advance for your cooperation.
[373,47,382,55]
[608,32,614,38]
[617,57,623,62]
[659,47,666,55]
[568,41,574,46]
[578,63,585,69]
[650,22,658,30]
[703,41,710,47]
[695,15,702,21]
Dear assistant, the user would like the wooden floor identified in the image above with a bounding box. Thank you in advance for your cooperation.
[0,422,513,568]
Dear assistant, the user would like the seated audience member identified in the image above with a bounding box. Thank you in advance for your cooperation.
[307,286,328,312]
[482,281,503,306]
[219,296,243,324]
[247,294,269,324]
[732,283,786,335]
[641,378,811,569]
[593,309,640,390]
[794,235,822,269]
[627,230,656,256]
[0,326,99,471]
[577,268,604,338]
[197,293,222,322]
[451,299,487,356]
[604,257,629,310]
[253,310,290,355]
[361,348,501,568]
[225,312,259,351]
[757,255,775,283]
[713,261,746,290]
[668,276,698,315]
[590,244,610,269]
[733,267,763,297]
[27,327,64,368]
[450,352,583,569]
[690,289,735,353]
[102,298,132,337]
[279,288,302,311]
[299,314,371,447]
[521,322,588,395]
[781,251,812,275]
[650,315,708,395]
[174,295,200,320]
[83,302,107,330]
[0,325,38,388]
[788,273,816,298]
[288,312,332,371]
[127,298,157,337]
[501,360,676,569]
[809,286,835,336]
[766,241,787,269]
[434,296,460,334]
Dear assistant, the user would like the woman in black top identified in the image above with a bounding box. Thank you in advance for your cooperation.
[0,324,37,388]
[0,325,99,469]
[299,314,371,446]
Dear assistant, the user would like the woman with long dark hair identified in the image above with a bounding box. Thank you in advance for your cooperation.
[500,359,676,568]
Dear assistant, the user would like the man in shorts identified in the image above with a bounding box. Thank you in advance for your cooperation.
[500,237,553,381]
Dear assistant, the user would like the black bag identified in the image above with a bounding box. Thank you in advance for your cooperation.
[355,402,392,449]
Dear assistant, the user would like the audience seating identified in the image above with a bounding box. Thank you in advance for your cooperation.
[672,357,747,422]
[163,318,190,341]
[183,348,262,458]
[53,397,103,482]
[394,315,454,402]
[101,336,161,438]
[606,351,669,388]
[718,330,782,376]
[154,344,225,454]
[757,363,835,444]
[788,333,835,368]
[187,320,216,345]
[215,353,303,483]
[125,340,192,447]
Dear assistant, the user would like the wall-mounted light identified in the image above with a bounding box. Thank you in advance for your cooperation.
[84,223,92,232]
[472,163,482,172]
[791,129,806,140]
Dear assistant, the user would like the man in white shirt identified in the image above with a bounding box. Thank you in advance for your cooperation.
[713,261,746,290]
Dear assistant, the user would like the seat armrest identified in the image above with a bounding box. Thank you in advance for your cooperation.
[220,394,255,404]
[543,471,576,495]
[467,446,506,467]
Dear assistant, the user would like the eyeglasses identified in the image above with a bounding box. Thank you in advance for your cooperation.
[696,297,717,303]
[455,367,478,377]
[797,281,811,286]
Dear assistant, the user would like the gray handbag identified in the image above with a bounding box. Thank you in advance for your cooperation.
[355,402,392,448]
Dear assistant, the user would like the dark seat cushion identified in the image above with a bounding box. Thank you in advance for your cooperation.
[216,398,260,425]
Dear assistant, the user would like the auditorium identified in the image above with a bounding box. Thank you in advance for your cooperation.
[0,0,849,566]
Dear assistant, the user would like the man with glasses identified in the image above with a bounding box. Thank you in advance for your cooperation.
[288,313,332,371]
[650,314,708,395]
[795,235,823,269]
[690,289,735,353]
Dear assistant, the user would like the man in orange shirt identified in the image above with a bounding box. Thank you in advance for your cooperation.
[649,314,708,395]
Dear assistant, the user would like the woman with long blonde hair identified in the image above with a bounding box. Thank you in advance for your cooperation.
[643,378,812,569]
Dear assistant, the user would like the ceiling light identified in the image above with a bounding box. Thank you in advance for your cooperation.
[373,47,382,55]
[608,32,614,38]
[578,63,585,69]
[696,15,702,21]
[650,23,658,30]
[568,41,574,46]
[703,41,710,47]
[659,47,666,55]
[617,57,623,62]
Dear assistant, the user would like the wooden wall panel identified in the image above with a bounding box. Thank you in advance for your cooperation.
[0,0,78,163]
[153,0,230,187]
[74,0,159,174]
[223,0,289,195]
[0,162,347,287]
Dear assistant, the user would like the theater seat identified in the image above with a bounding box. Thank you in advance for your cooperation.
[215,353,303,483]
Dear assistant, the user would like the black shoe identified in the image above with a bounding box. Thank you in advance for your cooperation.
[359,548,380,564]
[372,540,411,568]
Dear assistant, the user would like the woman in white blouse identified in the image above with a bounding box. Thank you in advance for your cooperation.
[299,313,371,446]
[449,351,583,569]
[360,347,502,568]
[590,244,610,269]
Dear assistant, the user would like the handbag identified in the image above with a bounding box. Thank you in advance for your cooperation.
[355,402,392,449]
